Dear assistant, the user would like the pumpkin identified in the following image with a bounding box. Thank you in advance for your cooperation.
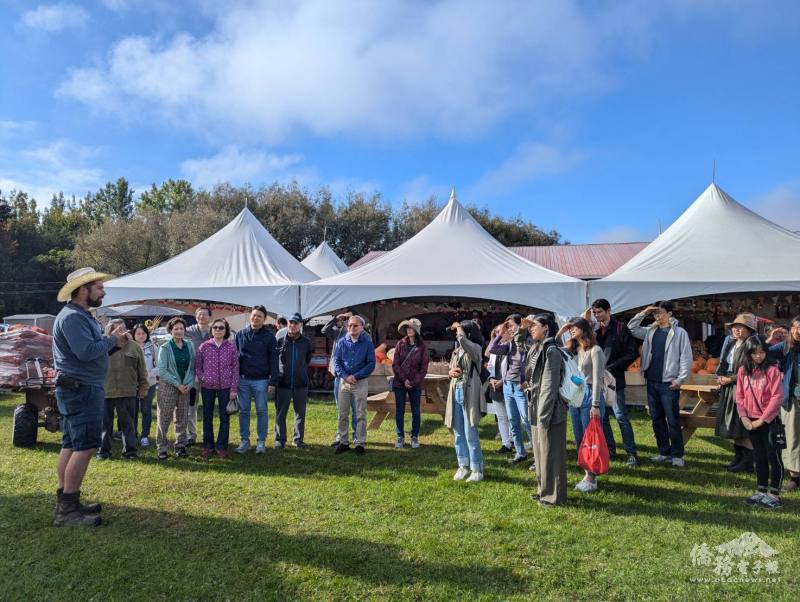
[697,369,712,375]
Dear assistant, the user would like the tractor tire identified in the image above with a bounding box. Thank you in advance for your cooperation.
[12,403,38,447]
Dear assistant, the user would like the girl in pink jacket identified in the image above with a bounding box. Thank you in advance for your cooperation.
[736,335,785,509]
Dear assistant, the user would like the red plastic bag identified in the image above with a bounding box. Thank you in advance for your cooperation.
[577,416,610,475]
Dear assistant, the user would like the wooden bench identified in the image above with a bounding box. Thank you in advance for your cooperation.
[366,374,449,430]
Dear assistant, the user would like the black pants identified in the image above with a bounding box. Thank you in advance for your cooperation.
[748,422,784,493]
[101,396,137,456]
[274,387,308,445]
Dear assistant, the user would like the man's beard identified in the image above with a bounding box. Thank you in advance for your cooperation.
[87,296,103,308]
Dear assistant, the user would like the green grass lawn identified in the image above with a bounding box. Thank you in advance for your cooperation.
[0,393,797,601]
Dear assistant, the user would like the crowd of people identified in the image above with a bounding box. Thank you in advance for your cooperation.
[49,266,799,526]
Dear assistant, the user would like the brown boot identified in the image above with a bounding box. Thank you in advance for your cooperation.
[53,491,101,527]
[57,488,102,514]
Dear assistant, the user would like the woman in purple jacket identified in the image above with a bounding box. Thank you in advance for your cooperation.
[392,318,430,448]
[195,318,239,458]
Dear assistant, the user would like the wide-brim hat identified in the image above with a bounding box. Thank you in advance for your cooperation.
[725,313,757,332]
[398,318,422,336]
[57,267,114,302]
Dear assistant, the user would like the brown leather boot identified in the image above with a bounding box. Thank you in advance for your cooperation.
[53,491,101,527]
[57,488,102,514]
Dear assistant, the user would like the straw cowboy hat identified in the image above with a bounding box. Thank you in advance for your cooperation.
[725,313,757,332]
[397,318,422,336]
[57,267,114,302]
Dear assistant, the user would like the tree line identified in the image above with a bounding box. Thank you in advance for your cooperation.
[0,178,563,316]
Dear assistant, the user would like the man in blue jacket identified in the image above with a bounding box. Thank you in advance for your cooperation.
[333,315,375,455]
[235,305,279,454]
[52,267,128,527]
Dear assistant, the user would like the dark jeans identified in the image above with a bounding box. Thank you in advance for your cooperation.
[275,387,308,444]
[133,384,156,439]
[394,387,421,438]
[601,388,638,456]
[101,396,137,456]
[201,388,231,450]
[748,422,784,493]
[646,381,683,459]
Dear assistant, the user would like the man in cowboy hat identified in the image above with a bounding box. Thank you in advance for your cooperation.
[51,267,128,526]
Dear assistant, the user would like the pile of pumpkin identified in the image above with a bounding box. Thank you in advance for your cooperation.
[691,356,719,375]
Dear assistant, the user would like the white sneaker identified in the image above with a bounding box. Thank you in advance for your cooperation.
[140,436,150,448]
[395,437,405,449]
[255,441,266,454]
[274,441,285,449]
[671,457,685,467]
[410,437,420,449]
[650,454,671,463]
[574,479,598,493]
[453,467,469,481]
[235,440,251,454]
[466,471,484,483]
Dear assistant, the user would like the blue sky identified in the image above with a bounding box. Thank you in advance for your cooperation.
[1,0,799,243]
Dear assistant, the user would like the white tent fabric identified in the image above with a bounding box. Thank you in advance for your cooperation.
[591,183,800,313]
[301,190,587,317]
[301,241,349,279]
[95,304,184,317]
[103,209,317,315]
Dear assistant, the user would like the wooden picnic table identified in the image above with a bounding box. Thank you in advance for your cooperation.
[366,374,450,430]
[677,383,720,443]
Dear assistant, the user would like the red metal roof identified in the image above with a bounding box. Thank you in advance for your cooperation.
[348,242,649,279]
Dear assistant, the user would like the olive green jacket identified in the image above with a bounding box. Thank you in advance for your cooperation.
[104,341,150,399]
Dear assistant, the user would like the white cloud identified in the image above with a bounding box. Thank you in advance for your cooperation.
[398,176,449,205]
[0,120,37,136]
[99,0,129,11]
[0,139,103,203]
[468,142,584,199]
[20,4,89,31]
[590,226,650,244]
[749,184,800,232]
[57,0,673,144]
[180,146,315,189]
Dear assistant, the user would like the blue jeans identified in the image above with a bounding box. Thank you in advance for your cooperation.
[202,388,231,451]
[134,384,156,439]
[334,375,357,438]
[452,384,483,471]
[503,380,531,458]
[238,377,269,443]
[601,388,638,456]
[570,387,606,447]
[646,380,684,458]
[394,387,421,438]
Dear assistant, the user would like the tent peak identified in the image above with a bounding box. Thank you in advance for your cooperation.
[448,187,457,203]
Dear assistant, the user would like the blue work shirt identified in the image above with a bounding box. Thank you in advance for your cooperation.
[333,333,376,380]
[52,302,117,386]
[235,325,279,385]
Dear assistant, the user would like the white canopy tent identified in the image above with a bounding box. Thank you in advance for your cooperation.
[591,183,800,313]
[301,241,349,279]
[301,190,587,317]
[103,209,317,316]
[95,304,184,318]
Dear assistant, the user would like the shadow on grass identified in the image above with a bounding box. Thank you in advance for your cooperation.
[570,479,800,536]
[0,492,531,599]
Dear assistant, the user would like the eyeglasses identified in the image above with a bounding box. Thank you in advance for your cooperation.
[212,325,226,330]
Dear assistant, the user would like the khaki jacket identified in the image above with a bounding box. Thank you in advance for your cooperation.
[446,334,484,429]
[104,341,149,399]
[525,338,566,429]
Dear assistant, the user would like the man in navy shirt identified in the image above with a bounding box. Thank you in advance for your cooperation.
[333,315,375,455]
[52,267,128,527]
[234,305,279,454]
